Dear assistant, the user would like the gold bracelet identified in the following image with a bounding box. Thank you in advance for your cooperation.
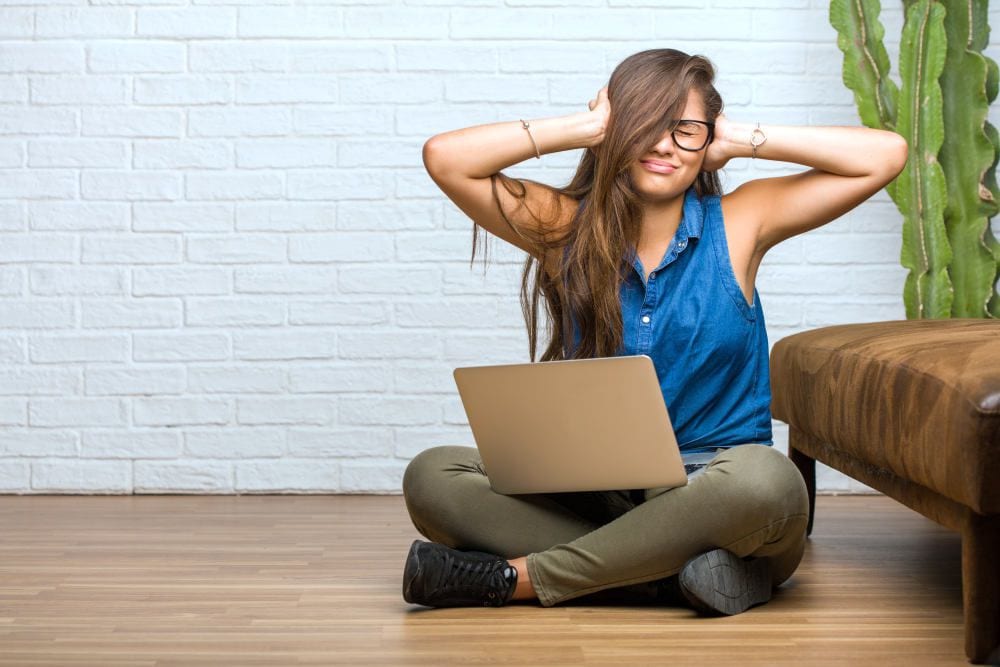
[520,119,541,159]
[750,121,766,159]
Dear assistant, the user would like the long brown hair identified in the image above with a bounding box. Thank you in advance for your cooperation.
[471,48,724,362]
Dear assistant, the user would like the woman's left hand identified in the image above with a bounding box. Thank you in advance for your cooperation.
[701,112,732,172]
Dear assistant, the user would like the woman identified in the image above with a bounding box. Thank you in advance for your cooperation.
[402,49,907,613]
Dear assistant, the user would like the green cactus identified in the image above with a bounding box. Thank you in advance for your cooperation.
[829,0,1000,319]
[897,1,951,318]
[829,0,899,132]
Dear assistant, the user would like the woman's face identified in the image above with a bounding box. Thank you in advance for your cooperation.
[629,88,709,202]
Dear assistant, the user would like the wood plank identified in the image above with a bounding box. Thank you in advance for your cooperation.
[0,494,968,666]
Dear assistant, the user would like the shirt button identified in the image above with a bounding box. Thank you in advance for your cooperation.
[641,315,650,324]
[679,240,686,248]
[649,272,655,280]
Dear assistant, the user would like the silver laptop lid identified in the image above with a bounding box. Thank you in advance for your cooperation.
[452,354,688,494]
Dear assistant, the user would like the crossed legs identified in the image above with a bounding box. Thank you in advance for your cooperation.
[402,443,810,607]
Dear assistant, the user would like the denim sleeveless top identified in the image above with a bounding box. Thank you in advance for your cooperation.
[562,185,773,454]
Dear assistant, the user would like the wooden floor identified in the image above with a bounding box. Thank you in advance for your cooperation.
[0,493,969,666]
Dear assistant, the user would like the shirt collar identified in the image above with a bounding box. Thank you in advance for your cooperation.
[679,185,705,241]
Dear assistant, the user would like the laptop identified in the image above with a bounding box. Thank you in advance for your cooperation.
[452,354,719,495]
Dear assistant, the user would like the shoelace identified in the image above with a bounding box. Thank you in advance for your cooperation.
[430,550,511,604]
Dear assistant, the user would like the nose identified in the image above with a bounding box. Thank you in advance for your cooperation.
[652,131,676,155]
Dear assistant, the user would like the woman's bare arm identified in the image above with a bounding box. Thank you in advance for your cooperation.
[422,90,607,262]
[708,118,909,257]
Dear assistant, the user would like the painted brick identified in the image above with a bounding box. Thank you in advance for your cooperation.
[133,397,231,426]
[134,461,232,492]
[0,42,81,73]
[337,266,438,294]
[339,396,439,426]
[237,139,336,168]
[30,267,125,295]
[80,299,182,329]
[0,5,933,495]
[0,8,33,37]
[30,201,129,231]
[81,171,183,201]
[82,108,183,137]
[29,79,128,106]
[235,458,338,492]
[188,41,299,72]
[33,459,131,493]
[287,300,390,326]
[0,108,76,136]
[88,41,184,73]
[0,398,26,426]
[287,427,393,458]
[85,367,186,396]
[185,298,285,326]
[236,397,335,425]
[1,430,77,456]
[132,267,229,296]
[286,170,391,201]
[185,172,284,200]
[238,8,344,39]
[29,334,128,363]
[289,232,393,262]
[133,140,232,170]
[133,333,229,362]
[0,235,75,263]
[0,368,80,395]
[288,364,389,393]
[136,8,237,39]
[338,331,442,360]
[2,270,38,301]
[233,330,337,360]
[236,75,336,104]
[187,366,287,394]
[29,398,126,427]
[236,203,335,232]
[28,137,128,170]
[186,235,286,263]
[0,201,25,229]
[135,75,233,105]
[35,8,132,38]
[0,336,25,363]
[0,461,29,491]
[82,430,181,458]
[339,460,407,493]
[189,107,291,137]
[186,428,285,458]
[234,267,337,294]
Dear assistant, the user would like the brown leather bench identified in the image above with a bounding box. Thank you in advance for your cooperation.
[769,320,1000,665]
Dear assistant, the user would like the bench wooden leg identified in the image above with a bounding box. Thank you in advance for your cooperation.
[963,511,1000,664]
[787,427,816,537]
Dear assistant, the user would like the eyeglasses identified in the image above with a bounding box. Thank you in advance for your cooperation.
[665,119,715,151]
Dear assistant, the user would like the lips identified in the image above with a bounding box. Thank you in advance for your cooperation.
[641,160,677,174]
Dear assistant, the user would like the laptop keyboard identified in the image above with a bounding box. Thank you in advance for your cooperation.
[681,448,728,477]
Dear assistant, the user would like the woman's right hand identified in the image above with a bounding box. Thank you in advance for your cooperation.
[585,85,610,149]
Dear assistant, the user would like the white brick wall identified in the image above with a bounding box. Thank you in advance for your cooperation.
[1,0,998,495]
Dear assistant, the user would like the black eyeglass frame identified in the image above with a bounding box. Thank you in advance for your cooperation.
[667,119,716,152]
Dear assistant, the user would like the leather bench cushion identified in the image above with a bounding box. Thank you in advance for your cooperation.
[770,319,1000,514]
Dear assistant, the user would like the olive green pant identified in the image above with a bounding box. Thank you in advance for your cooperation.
[401,443,811,608]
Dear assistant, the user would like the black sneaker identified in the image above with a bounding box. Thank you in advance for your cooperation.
[678,548,773,615]
[402,539,518,608]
